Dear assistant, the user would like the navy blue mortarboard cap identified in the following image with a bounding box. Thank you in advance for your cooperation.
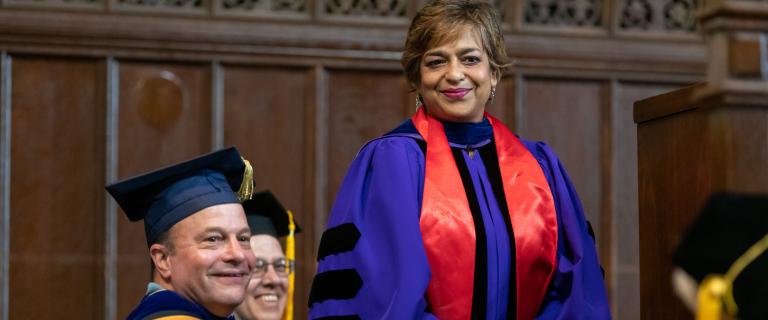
[106,147,253,246]
[244,190,301,238]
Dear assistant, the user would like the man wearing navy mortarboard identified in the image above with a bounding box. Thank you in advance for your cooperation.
[106,147,258,320]
[235,191,300,320]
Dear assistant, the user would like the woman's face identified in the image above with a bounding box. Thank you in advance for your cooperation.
[418,26,497,123]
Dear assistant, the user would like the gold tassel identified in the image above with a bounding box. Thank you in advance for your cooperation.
[282,210,296,320]
[722,232,768,315]
[696,232,768,320]
[237,157,254,202]
[697,276,726,320]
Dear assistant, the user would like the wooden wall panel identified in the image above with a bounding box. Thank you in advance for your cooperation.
[221,65,313,319]
[116,61,212,319]
[8,57,105,319]
[719,108,768,193]
[0,52,6,320]
[326,70,411,208]
[638,107,710,320]
[613,82,681,320]
[520,78,604,235]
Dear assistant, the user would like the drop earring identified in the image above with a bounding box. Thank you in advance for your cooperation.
[415,94,424,109]
[489,86,496,104]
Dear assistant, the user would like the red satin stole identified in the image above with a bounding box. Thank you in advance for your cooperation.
[412,108,558,320]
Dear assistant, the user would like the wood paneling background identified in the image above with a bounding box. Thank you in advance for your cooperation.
[9,57,106,319]
[0,0,705,319]
[222,65,314,312]
[116,62,215,318]
[613,82,682,318]
[635,85,713,319]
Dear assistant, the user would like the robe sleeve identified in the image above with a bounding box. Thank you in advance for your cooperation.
[308,137,438,320]
[526,141,612,320]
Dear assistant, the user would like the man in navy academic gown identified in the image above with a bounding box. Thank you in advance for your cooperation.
[107,147,257,320]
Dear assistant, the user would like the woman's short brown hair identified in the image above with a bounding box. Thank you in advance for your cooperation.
[401,0,511,89]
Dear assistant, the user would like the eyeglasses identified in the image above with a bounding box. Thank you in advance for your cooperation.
[253,258,294,277]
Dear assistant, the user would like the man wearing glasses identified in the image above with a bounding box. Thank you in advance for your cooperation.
[236,191,300,320]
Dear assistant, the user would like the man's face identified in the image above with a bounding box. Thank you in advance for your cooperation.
[235,235,289,320]
[166,203,256,317]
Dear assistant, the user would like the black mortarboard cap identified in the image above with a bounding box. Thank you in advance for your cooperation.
[106,147,250,246]
[243,190,301,238]
[673,193,768,320]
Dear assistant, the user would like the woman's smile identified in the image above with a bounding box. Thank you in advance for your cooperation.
[441,88,471,100]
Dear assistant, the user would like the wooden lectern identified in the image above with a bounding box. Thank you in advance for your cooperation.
[635,0,768,318]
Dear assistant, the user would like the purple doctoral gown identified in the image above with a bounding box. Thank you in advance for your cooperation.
[308,119,611,319]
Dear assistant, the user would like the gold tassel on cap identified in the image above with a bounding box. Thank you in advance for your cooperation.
[283,209,296,320]
[237,157,254,202]
[697,276,727,320]
[696,232,768,320]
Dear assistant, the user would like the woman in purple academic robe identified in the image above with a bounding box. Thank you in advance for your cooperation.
[308,1,611,319]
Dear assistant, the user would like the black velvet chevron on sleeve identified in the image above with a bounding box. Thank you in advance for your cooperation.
[308,269,363,306]
[317,223,362,262]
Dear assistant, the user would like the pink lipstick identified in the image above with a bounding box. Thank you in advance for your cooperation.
[441,88,470,99]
